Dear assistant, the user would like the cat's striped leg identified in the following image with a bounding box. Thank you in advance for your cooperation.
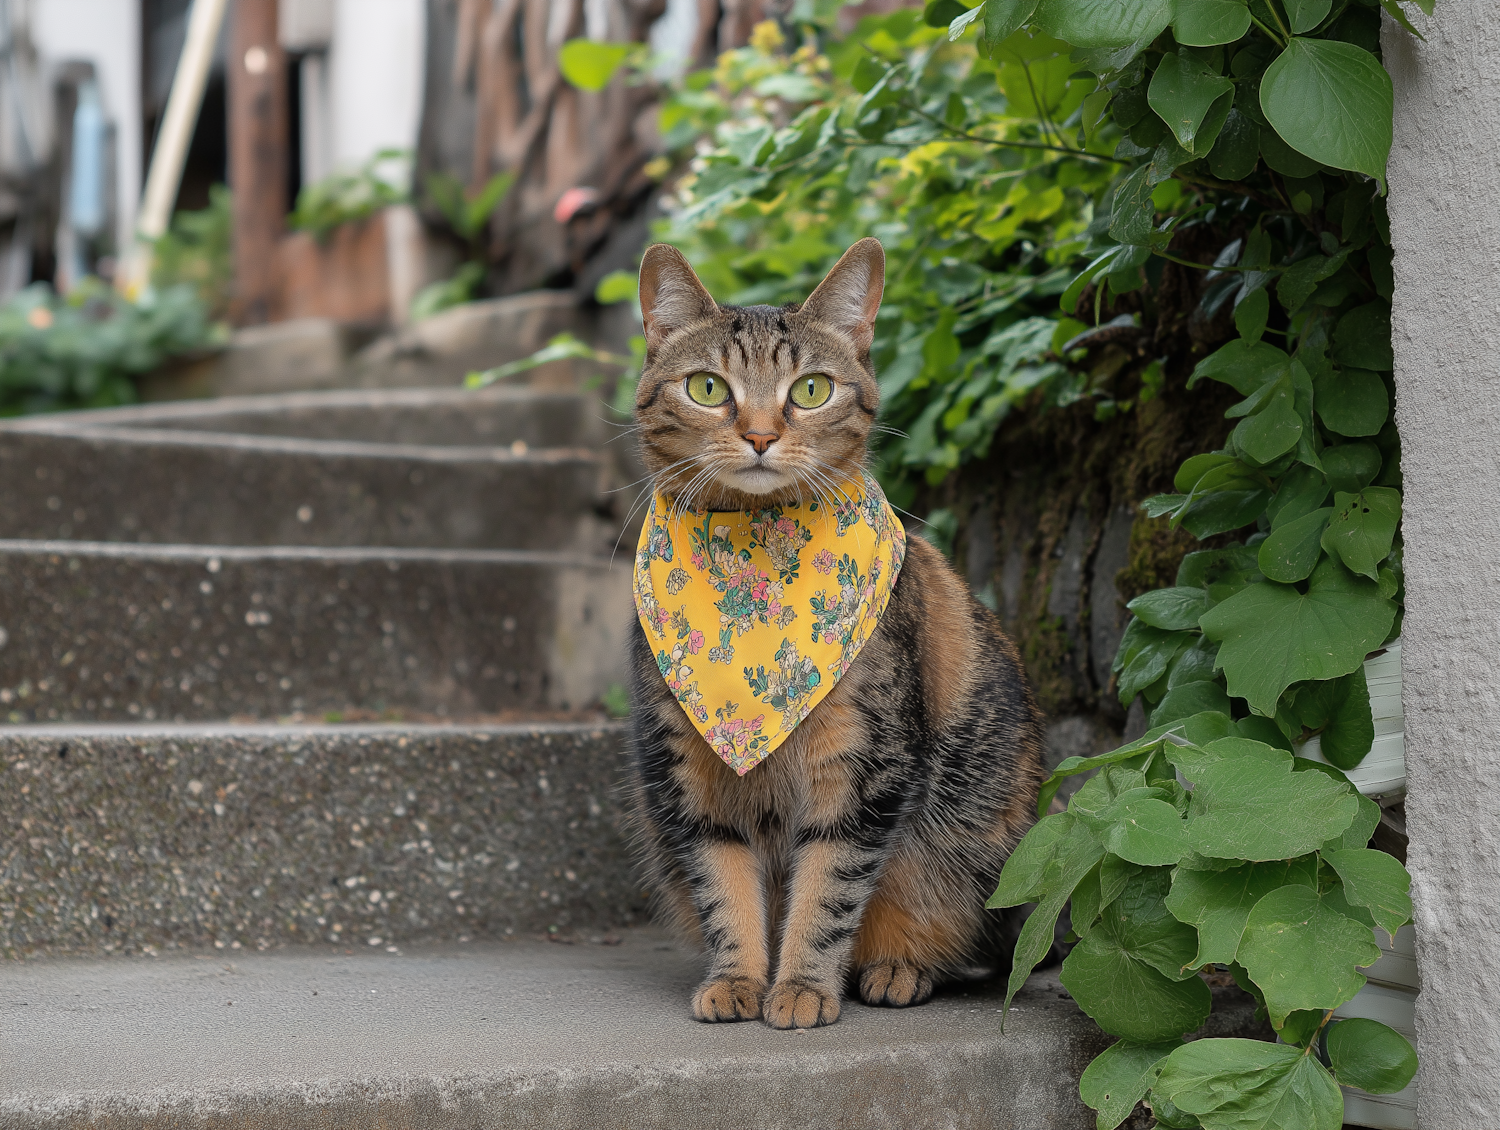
[762,830,890,1029]
[685,835,770,1021]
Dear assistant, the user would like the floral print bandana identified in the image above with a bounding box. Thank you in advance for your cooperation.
[633,471,906,775]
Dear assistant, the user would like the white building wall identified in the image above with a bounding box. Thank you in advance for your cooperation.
[1384,3,1500,1126]
[327,0,424,182]
[33,0,141,248]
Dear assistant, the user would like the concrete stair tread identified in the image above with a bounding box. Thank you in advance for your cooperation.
[0,929,1112,1129]
[0,543,630,721]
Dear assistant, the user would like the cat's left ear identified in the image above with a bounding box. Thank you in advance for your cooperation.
[799,237,885,358]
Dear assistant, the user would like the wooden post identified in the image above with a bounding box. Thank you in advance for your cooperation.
[228,0,288,326]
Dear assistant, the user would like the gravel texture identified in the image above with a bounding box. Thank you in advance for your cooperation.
[0,723,644,957]
[0,541,630,721]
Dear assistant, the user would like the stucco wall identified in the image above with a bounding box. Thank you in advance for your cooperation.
[1384,6,1500,1125]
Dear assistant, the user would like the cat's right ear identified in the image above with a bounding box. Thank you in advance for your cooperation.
[639,244,719,352]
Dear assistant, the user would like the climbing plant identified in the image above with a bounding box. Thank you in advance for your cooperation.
[951,0,1422,1125]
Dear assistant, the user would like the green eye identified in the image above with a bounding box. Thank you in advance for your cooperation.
[686,372,730,406]
[789,374,833,409]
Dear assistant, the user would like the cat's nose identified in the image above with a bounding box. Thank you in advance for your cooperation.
[742,431,779,454]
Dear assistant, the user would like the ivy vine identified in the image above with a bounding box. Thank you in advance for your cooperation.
[953,0,1421,1125]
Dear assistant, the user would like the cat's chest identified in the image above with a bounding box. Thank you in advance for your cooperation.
[672,679,868,841]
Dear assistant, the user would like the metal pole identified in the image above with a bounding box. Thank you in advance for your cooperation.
[118,0,229,298]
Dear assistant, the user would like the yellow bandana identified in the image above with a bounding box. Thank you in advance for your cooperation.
[633,472,906,775]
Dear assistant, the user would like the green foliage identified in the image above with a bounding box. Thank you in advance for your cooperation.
[0,280,222,415]
[149,184,232,318]
[991,732,1415,1126]
[645,11,1117,498]
[559,39,636,91]
[289,149,409,238]
[408,169,518,320]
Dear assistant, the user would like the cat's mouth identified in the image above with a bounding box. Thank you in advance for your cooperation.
[724,461,795,495]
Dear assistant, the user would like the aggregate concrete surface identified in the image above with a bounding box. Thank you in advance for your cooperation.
[2,725,645,956]
[0,543,630,720]
[0,428,606,551]
[0,930,1114,1130]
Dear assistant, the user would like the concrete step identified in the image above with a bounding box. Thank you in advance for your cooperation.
[1,723,640,958]
[44,386,608,450]
[0,544,630,722]
[0,931,1263,1130]
[0,388,617,553]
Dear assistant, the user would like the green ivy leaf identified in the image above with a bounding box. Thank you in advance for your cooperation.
[1259,125,1324,177]
[1233,286,1269,344]
[1207,107,1261,179]
[1178,545,1262,597]
[1326,1018,1419,1095]
[1175,742,1359,860]
[1151,680,1231,729]
[999,831,1105,1018]
[1189,338,1288,394]
[1257,506,1331,583]
[1314,367,1390,439]
[984,0,1040,48]
[1320,486,1401,579]
[1230,372,1302,464]
[1110,163,1159,246]
[1061,869,1212,1042]
[1127,586,1209,630]
[1153,1038,1344,1130]
[1168,636,1221,686]
[1033,0,1173,47]
[1267,464,1330,529]
[1180,488,1275,538]
[1332,302,1395,369]
[1173,0,1252,45]
[1324,848,1413,942]
[1283,0,1332,34]
[1237,884,1380,1026]
[1313,666,1376,770]
[987,810,1077,906]
[1080,1040,1183,1130]
[1320,788,1381,852]
[1260,38,1393,187]
[1320,442,1382,494]
[1199,556,1396,717]
[1165,859,1318,968]
[1115,621,1192,706]
[924,0,970,27]
[1148,52,1235,153]
[1085,790,1193,866]
[1276,249,1349,315]
[558,39,632,92]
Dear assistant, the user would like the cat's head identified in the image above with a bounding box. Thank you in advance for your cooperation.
[633,237,885,512]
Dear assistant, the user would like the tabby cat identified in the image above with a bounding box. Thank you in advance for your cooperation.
[627,237,1046,1029]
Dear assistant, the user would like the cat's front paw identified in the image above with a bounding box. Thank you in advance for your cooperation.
[762,979,841,1029]
[692,976,765,1022]
[857,960,935,1008]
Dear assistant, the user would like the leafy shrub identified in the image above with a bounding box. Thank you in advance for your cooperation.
[150,183,232,319]
[0,280,223,415]
[289,149,409,238]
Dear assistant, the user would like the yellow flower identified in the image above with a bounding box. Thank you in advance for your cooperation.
[749,20,785,53]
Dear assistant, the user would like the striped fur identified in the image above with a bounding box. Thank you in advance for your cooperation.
[627,240,1046,1028]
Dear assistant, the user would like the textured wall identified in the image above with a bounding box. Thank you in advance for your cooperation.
[1384,7,1500,1125]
